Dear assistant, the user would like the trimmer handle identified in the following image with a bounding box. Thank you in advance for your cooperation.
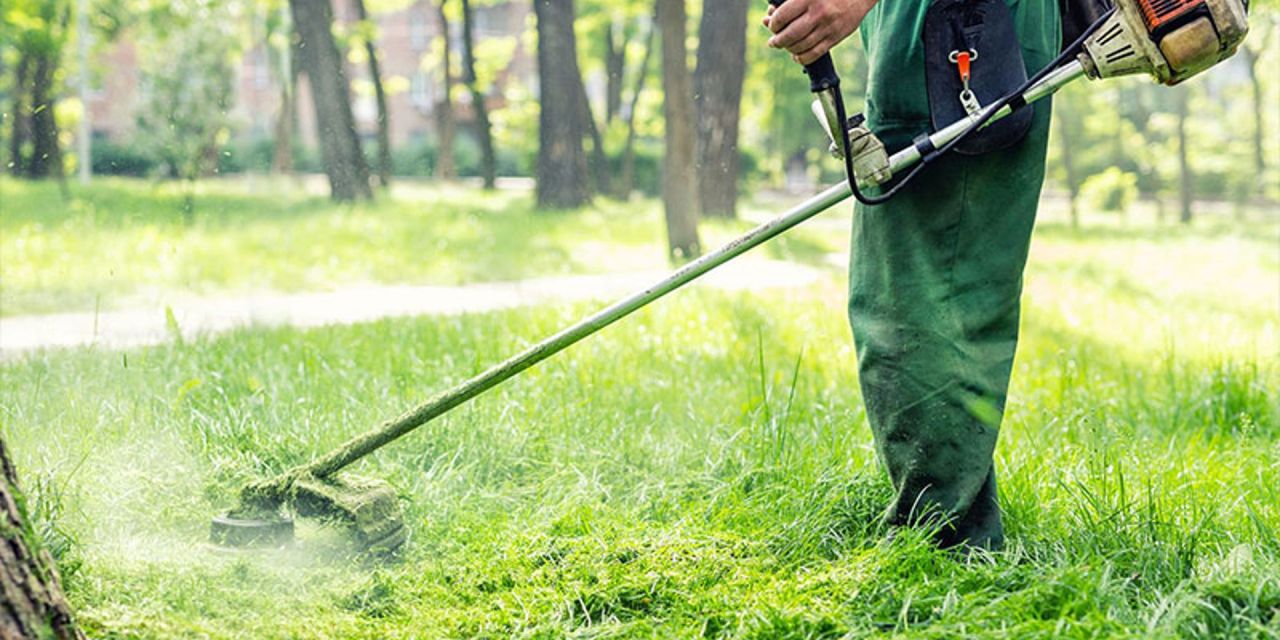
[767,0,841,92]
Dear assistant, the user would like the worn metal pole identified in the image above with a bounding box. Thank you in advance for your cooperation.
[77,0,91,185]
[294,60,1086,482]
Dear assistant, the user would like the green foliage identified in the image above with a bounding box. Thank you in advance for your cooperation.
[1081,166,1139,213]
[134,9,235,186]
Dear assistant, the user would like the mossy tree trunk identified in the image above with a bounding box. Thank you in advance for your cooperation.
[0,437,84,640]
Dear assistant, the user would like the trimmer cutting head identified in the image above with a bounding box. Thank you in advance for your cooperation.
[211,472,407,553]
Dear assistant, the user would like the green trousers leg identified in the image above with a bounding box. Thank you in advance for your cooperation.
[850,0,1059,549]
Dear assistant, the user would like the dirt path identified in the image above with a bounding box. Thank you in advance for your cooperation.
[0,259,828,358]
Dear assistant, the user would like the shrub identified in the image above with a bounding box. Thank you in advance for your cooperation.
[1081,167,1138,213]
[91,140,158,176]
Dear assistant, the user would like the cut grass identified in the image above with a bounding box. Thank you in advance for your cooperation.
[1,187,1277,638]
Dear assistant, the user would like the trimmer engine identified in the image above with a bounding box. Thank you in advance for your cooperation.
[1080,0,1248,84]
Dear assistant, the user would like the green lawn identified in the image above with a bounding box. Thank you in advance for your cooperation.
[1,184,1278,638]
[0,177,827,317]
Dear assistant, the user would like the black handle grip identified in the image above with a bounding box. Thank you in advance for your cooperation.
[767,0,841,92]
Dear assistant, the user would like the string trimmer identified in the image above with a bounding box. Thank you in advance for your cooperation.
[211,0,1247,551]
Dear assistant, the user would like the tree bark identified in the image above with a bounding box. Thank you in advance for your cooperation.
[579,74,610,195]
[354,0,393,188]
[1055,107,1080,228]
[18,51,63,180]
[693,0,748,219]
[435,0,457,179]
[604,23,625,125]
[1176,85,1192,225]
[8,52,32,177]
[533,0,591,208]
[289,0,372,201]
[657,0,701,259]
[618,20,655,200]
[0,437,85,640]
[272,22,298,174]
[460,0,496,189]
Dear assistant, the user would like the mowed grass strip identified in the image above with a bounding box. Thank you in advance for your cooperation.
[2,205,1277,638]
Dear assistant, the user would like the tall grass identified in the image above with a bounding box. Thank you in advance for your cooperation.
[0,188,1276,637]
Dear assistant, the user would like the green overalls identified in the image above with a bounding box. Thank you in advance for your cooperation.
[850,0,1060,549]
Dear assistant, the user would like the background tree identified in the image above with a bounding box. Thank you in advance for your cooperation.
[353,0,392,188]
[694,0,749,218]
[1175,83,1193,224]
[0,437,84,640]
[533,0,591,208]
[288,0,371,201]
[460,0,496,189]
[657,0,700,259]
[435,0,457,179]
[135,13,234,223]
[4,0,71,182]
[617,17,655,199]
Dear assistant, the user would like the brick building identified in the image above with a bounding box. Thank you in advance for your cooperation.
[87,0,535,150]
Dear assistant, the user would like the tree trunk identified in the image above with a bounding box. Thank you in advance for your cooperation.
[272,22,297,174]
[604,24,625,125]
[1241,45,1265,188]
[435,0,457,179]
[8,52,32,177]
[657,0,701,259]
[0,437,85,640]
[693,0,748,219]
[579,74,610,195]
[1055,108,1080,228]
[1176,86,1192,225]
[618,20,655,200]
[533,0,591,208]
[460,0,496,189]
[29,51,64,180]
[355,0,393,188]
[289,0,372,201]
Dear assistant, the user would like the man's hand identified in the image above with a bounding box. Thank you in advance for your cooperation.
[763,0,877,66]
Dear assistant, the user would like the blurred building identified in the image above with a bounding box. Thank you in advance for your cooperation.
[87,0,535,151]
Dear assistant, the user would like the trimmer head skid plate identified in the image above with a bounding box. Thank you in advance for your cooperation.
[210,514,295,547]
[211,472,407,553]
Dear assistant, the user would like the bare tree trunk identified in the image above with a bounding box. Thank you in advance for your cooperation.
[533,0,591,208]
[1240,43,1266,192]
[618,22,655,200]
[29,51,64,180]
[272,22,297,174]
[694,0,748,219]
[272,83,295,173]
[289,0,373,201]
[8,52,32,177]
[0,438,85,640]
[460,0,496,189]
[657,0,701,260]
[1055,109,1080,228]
[355,0,393,188]
[579,76,610,195]
[604,23,625,125]
[435,0,457,179]
[1176,86,1192,225]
